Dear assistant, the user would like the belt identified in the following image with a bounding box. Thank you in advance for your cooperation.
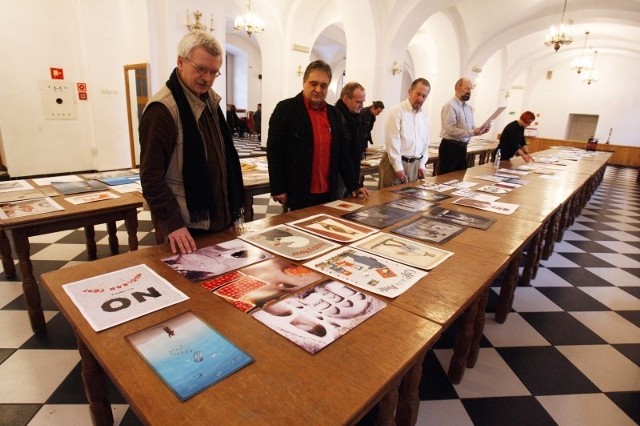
[401,155,423,163]
[442,138,469,145]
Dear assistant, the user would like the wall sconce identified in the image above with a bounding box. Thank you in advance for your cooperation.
[297,65,303,77]
[391,61,403,76]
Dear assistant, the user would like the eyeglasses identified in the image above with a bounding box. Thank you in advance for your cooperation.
[185,58,222,78]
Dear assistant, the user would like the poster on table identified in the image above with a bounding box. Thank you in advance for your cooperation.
[239,224,340,260]
[288,213,378,243]
[342,204,415,229]
[391,187,451,202]
[127,311,253,401]
[62,264,189,332]
[391,217,465,244]
[384,197,435,212]
[252,280,386,354]
[352,232,454,270]
[0,197,64,219]
[162,239,273,283]
[304,247,427,298]
[200,258,325,313]
[452,198,519,215]
[422,205,496,230]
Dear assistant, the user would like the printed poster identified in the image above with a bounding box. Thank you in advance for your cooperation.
[127,311,253,401]
[288,213,378,243]
[252,280,386,354]
[353,233,453,270]
[304,247,427,298]
[162,239,273,282]
[0,197,64,219]
[200,258,324,313]
[239,224,340,260]
[63,264,189,332]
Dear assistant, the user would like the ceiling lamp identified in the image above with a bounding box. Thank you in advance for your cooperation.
[582,51,599,85]
[186,9,213,33]
[570,31,593,74]
[234,0,265,37]
[544,0,573,52]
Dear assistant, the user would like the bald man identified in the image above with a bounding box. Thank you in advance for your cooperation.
[437,78,490,174]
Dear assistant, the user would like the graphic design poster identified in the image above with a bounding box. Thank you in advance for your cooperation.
[162,239,273,282]
[63,264,189,331]
[304,247,427,298]
[127,311,253,401]
[252,281,386,354]
[288,213,378,243]
[200,258,325,313]
[239,224,340,260]
[353,233,453,270]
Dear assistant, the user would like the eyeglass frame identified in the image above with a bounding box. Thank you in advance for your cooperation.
[183,57,222,78]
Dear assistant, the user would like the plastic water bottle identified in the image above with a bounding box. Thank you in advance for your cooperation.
[494,149,501,170]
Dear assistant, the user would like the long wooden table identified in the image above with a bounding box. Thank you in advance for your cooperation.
[39,147,610,424]
[41,214,442,426]
[0,181,142,332]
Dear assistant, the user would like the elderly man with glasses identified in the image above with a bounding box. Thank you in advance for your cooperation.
[139,31,244,255]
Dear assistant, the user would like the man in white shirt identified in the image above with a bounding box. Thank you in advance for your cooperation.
[379,78,431,188]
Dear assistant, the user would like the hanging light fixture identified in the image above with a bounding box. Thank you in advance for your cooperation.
[544,0,573,52]
[185,10,214,33]
[234,0,265,37]
[570,31,593,74]
[582,50,599,85]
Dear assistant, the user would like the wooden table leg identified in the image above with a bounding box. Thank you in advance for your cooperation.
[374,381,400,426]
[76,333,114,426]
[124,210,139,251]
[106,222,119,255]
[396,352,427,426]
[84,226,98,260]
[520,231,542,286]
[0,229,16,277]
[448,299,479,384]
[467,287,491,368]
[12,230,46,333]
[495,252,522,324]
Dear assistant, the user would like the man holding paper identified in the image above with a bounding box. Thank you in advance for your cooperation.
[438,78,490,174]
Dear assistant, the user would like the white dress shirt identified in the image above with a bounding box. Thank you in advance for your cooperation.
[384,99,429,172]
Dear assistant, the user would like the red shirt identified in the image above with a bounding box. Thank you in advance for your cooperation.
[303,96,332,193]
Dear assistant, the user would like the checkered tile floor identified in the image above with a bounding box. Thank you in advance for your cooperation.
[1,167,638,425]
[233,137,265,158]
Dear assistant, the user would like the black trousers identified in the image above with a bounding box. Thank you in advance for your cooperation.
[437,138,468,175]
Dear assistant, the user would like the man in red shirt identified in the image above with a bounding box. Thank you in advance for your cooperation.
[267,60,368,210]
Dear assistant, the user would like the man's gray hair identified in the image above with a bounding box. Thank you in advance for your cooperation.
[178,30,223,59]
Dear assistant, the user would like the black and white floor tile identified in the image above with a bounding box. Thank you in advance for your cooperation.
[233,137,264,158]
[0,167,638,425]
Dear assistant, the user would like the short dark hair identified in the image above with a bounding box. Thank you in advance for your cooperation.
[410,78,430,90]
[340,81,365,98]
[372,101,385,110]
[303,60,332,82]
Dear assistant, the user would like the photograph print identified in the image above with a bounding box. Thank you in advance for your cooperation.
[342,204,415,229]
[391,216,465,244]
[423,205,496,230]
[391,187,451,202]
[384,197,434,212]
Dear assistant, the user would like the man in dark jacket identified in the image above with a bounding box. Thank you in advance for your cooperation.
[267,60,368,210]
[335,81,366,198]
[359,100,385,153]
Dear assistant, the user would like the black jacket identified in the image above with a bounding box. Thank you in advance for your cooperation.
[267,92,361,210]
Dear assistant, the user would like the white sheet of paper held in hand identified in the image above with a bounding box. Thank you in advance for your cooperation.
[480,106,506,129]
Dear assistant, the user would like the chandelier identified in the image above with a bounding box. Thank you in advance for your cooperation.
[582,51,599,85]
[234,0,265,37]
[186,9,213,33]
[544,0,572,52]
[570,31,593,74]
